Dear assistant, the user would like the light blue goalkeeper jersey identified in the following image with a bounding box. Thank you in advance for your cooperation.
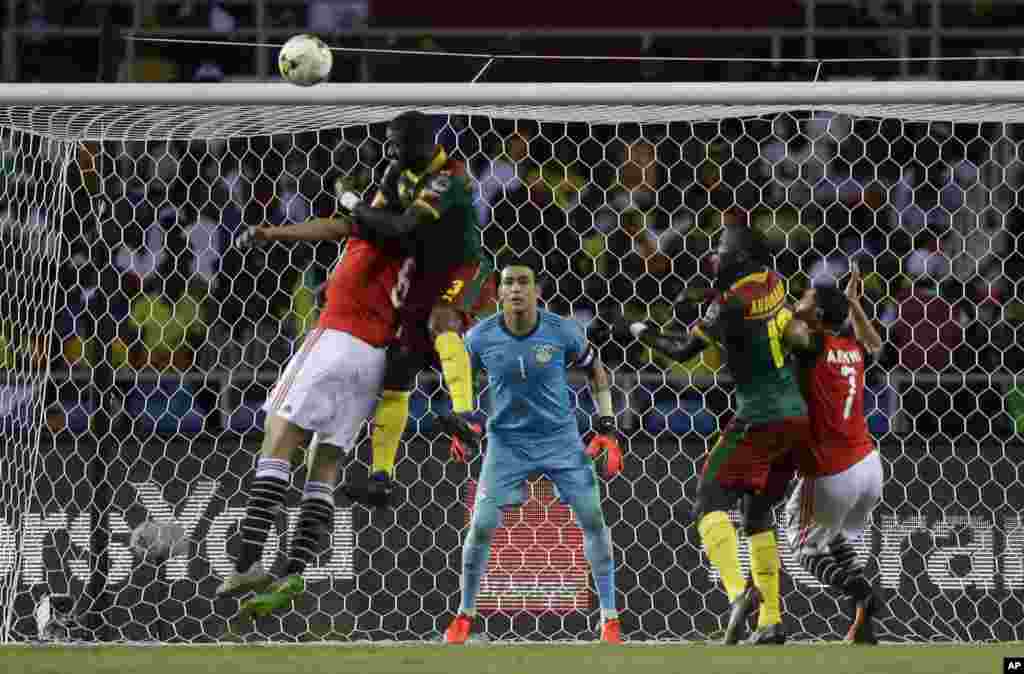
[465,309,595,448]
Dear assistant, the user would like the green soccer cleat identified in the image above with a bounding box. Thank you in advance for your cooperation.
[239,574,305,620]
[215,562,274,598]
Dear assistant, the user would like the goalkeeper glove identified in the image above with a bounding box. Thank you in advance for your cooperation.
[435,412,483,463]
[586,416,624,478]
[233,226,271,251]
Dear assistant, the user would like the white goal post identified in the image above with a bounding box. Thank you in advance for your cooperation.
[0,80,1020,644]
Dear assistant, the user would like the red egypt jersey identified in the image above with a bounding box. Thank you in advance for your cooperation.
[801,333,875,477]
[317,238,408,348]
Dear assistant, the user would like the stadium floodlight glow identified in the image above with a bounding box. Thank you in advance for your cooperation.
[0,80,1018,644]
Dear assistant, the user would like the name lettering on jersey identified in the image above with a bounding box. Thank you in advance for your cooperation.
[747,282,786,319]
[826,348,863,365]
[534,344,556,364]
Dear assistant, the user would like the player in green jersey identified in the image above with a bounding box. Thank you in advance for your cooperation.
[598,224,812,645]
[335,111,494,508]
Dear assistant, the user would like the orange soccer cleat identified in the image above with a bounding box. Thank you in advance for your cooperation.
[444,613,474,644]
[600,618,622,644]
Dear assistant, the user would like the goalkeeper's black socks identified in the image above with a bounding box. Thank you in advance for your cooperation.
[286,480,335,576]
[236,457,290,573]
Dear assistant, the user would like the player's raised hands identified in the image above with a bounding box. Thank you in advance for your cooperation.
[845,261,862,302]
[586,416,624,478]
[233,225,272,251]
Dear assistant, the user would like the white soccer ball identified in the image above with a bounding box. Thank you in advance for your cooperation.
[130,520,188,564]
[278,34,333,87]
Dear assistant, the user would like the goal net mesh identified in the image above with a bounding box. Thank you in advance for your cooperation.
[0,93,1020,643]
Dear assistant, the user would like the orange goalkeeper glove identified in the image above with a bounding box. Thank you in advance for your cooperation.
[586,416,624,478]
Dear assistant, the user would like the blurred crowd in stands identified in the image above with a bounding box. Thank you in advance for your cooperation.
[1,1,1021,440]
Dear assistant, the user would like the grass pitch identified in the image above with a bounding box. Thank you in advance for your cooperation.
[2,642,1020,674]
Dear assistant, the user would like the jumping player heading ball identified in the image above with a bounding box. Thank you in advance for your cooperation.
[334,110,496,509]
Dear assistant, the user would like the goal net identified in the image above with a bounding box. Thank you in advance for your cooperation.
[0,82,1020,644]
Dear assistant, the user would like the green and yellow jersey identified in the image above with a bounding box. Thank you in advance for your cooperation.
[695,269,807,425]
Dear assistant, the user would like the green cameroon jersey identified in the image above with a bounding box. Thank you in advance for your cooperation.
[693,269,808,425]
[381,146,481,268]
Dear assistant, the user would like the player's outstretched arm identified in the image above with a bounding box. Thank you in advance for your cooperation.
[845,263,883,355]
[337,188,433,254]
[233,217,352,249]
[631,322,711,366]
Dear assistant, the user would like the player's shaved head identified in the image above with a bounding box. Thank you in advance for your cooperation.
[718,224,771,264]
[385,110,437,171]
[388,110,434,141]
[713,224,772,290]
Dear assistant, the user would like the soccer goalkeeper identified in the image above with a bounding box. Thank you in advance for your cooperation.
[600,224,810,645]
[444,260,624,645]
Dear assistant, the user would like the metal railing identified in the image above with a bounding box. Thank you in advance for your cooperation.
[4,0,1024,82]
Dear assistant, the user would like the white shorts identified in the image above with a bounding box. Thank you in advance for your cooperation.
[262,327,386,451]
[785,450,883,557]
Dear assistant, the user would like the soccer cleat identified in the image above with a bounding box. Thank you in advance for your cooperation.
[444,613,474,644]
[239,574,305,619]
[342,471,394,509]
[600,618,623,644]
[723,583,759,645]
[215,561,274,598]
[845,593,879,645]
[746,622,786,645]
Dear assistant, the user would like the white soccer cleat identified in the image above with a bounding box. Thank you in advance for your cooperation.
[215,562,274,598]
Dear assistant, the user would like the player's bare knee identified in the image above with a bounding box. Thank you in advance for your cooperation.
[309,443,342,483]
[261,414,307,460]
[428,304,462,341]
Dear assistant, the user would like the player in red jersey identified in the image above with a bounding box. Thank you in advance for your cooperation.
[782,263,885,644]
[215,211,409,611]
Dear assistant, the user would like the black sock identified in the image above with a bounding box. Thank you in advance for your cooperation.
[236,457,290,573]
[799,535,871,601]
[831,536,872,601]
[286,480,334,576]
